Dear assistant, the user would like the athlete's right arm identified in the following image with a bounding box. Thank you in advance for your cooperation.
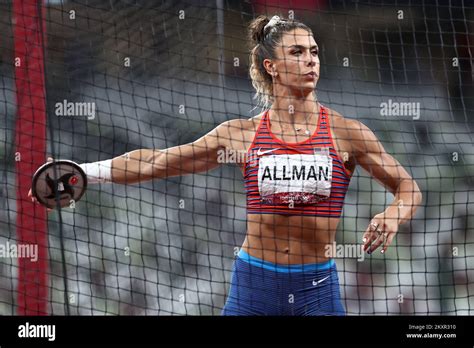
[109,120,235,184]
[29,119,241,206]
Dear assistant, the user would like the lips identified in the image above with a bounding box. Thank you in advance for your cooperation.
[304,72,317,79]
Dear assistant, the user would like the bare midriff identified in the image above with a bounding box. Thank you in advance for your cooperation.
[241,213,340,264]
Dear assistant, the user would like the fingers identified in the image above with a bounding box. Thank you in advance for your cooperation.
[364,228,397,255]
[46,157,57,212]
[30,195,53,212]
[28,188,38,204]
[362,224,371,248]
[30,156,53,201]
[367,233,384,254]
[381,232,396,254]
[363,232,377,252]
[363,220,393,254]
[362,222,378,252]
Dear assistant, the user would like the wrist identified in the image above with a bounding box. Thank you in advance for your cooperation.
[384,205,403,225]
[79,159,113,184]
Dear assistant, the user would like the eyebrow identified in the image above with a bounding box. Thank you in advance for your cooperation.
[287,44,319,50]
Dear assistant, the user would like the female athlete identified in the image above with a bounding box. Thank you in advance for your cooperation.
[30,15,422,315]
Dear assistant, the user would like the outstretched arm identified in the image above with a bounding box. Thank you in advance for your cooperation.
[28,120,236,208]
[351,121,423,253]
[108,120,234,184]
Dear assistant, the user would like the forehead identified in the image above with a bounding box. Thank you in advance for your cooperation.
[279,28,316,48]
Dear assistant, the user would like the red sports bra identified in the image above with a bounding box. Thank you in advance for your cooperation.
[244,105,352,217]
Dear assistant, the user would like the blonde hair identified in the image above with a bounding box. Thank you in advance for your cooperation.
[248,15,314,109]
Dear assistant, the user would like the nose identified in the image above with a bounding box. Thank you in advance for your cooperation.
[307,53,317,67]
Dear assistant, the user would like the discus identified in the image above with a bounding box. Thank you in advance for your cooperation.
[31,160,87,209]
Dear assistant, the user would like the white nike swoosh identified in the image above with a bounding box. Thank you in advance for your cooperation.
[256,148,280,156]
[312,275,330,286]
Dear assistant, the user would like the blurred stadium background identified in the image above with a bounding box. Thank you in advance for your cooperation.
[0,0,473,315]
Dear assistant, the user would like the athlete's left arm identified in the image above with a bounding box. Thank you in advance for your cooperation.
[350,120,423,254]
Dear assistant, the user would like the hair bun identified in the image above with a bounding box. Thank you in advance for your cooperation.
[264,16,281,31]
[248,15,270,44]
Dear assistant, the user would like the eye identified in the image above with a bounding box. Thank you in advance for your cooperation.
[292,50,301,55]
[312,50,318,56]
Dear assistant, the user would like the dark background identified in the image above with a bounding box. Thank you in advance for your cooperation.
[0,0,473,315]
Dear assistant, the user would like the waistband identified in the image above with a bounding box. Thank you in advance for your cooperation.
[237,249,335,273]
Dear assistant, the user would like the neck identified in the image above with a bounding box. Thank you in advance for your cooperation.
[270,91,319,125]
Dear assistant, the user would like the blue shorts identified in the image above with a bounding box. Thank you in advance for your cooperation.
[222,249,345,316]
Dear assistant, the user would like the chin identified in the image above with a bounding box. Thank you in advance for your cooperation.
[285,82,317,97]
[302,81,317,90]
[292,88,315,98]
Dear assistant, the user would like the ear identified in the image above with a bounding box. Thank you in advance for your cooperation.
[263,58,277,77]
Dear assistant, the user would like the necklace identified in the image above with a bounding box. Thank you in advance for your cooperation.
[294,113,311,134]
[294,126,311,135]
[272,107,317,136]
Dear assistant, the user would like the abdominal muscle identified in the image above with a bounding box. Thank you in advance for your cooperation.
[242,213,340,264]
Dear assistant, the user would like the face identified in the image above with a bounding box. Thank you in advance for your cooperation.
[264,28,320,96]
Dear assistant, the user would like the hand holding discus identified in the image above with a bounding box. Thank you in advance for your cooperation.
[28,157,88,210]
